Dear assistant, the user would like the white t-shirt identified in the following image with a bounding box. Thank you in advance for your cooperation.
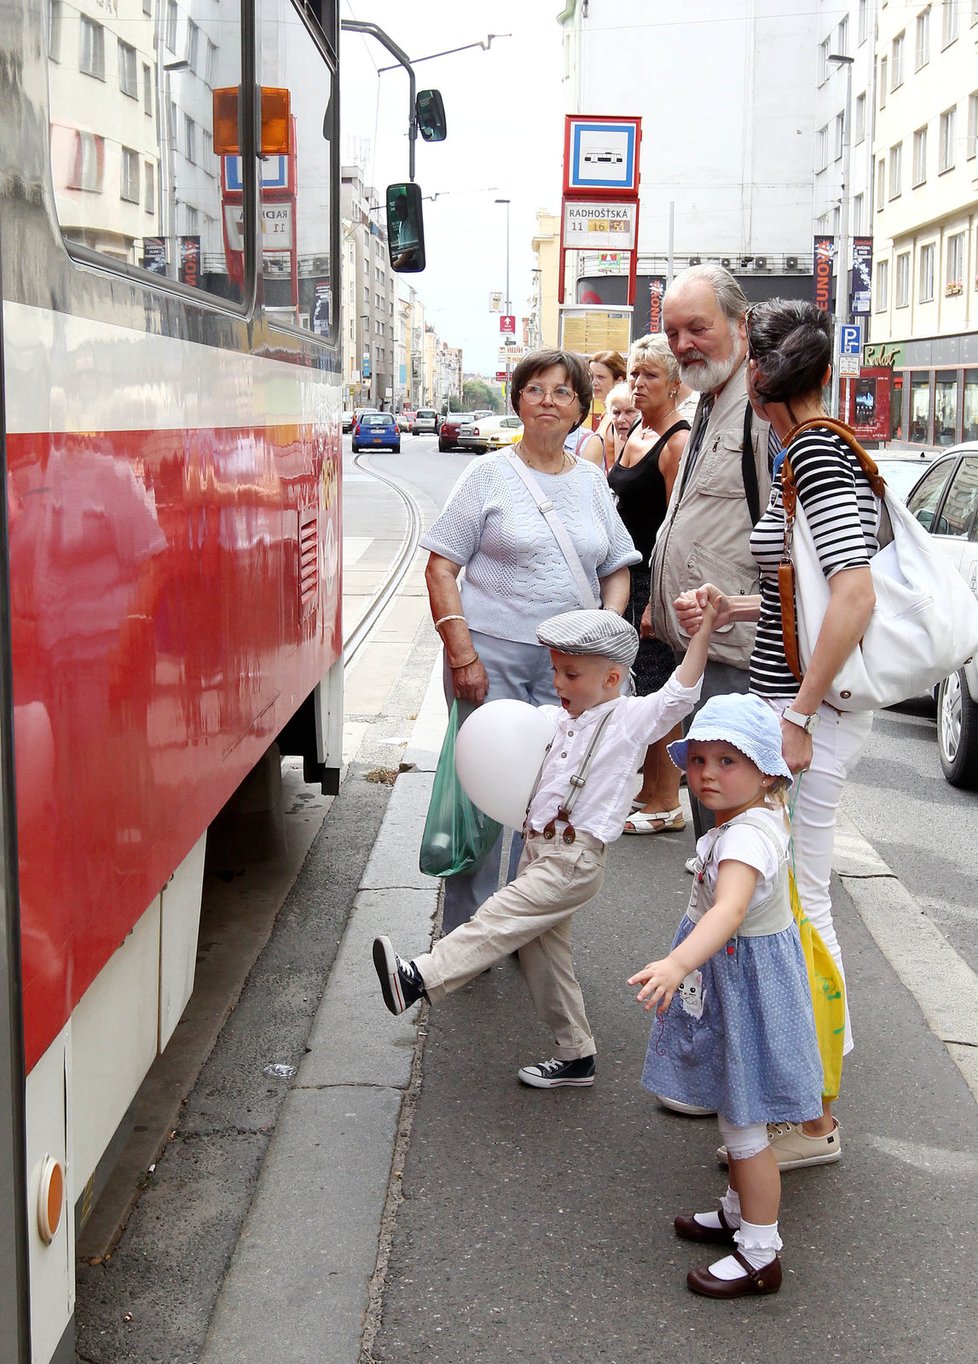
[694,807,789,911]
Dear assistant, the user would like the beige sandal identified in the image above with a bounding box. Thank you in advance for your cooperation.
[623,807,686,835]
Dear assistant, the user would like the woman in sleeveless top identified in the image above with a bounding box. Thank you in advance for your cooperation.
[608,335,691,833]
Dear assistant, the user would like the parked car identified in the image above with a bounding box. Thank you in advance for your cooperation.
[438,412,476,453]
[874,450,940,500]
[351,411,400,453]
[342,411,354,433]
[457,414,524,454]
[905,443,978,788]
[397,410,415,432]
[411,408,439,435]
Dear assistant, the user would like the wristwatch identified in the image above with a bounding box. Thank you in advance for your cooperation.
[782,706,819,734]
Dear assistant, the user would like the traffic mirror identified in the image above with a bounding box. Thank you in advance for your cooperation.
[416,90,447,143]
[386,183,426,273]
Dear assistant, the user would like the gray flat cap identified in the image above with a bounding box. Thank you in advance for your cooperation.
[536,609,639,666]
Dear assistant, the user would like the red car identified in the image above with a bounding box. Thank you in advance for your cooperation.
[438,412,476,453]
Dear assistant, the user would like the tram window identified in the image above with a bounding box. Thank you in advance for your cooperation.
[48,0,247,302]
[258,0,337,337]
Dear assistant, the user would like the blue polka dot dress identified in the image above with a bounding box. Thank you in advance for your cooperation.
[642,810,823,1128]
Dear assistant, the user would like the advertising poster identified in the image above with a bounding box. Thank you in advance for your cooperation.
[648,276,667,333]
[850,237,873,316]
[813,236,834,313]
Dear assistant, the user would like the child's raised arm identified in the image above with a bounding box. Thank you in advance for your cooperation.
[627,858,758,1013]
[674,592,717,691]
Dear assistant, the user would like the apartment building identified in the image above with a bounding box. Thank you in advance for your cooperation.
[870,0,978,445]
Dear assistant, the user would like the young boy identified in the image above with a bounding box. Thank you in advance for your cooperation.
[373,604,717,1088]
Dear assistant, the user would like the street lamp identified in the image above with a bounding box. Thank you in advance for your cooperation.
[828,52,854,421]
[495,198,511,407]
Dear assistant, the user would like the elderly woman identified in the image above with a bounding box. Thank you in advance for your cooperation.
[606,382,640,463]
[680,299,877,1167]
[608,335,691,834]
[423,348,641,931]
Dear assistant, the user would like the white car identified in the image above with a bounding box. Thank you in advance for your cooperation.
[905,443,978,788]
[456,414,523,454]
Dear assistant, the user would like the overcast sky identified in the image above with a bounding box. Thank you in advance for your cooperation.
[340,1,565,376]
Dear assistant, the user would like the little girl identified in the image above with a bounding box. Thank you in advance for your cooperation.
[628,692,822,1299]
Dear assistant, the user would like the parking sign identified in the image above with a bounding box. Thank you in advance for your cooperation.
[840,324,862,356]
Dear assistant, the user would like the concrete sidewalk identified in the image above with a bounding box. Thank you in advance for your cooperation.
[200,646,978,1363]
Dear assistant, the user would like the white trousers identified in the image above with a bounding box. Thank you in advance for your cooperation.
[763,698,874,1056]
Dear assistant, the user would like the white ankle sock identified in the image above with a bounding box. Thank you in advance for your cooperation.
[710,1219,782,1279]
[692,1186,741,1231]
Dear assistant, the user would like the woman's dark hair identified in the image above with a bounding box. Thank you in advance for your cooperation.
[746,299,833,404]
[511,349,592,430]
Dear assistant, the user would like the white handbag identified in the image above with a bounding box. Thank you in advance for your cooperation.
[779,418,978,712]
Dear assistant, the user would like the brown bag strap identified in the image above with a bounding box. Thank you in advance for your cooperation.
[778,561,804,685]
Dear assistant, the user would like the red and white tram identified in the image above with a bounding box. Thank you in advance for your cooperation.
[0,1,427,1357]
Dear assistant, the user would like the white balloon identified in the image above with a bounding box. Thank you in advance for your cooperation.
[455,700,558,828]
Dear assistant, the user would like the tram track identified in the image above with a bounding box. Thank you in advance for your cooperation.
[343,451,424,669]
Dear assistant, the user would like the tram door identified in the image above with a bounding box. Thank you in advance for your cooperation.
[0,238,33,1363]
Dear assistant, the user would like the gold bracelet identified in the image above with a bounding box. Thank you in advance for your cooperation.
[449,654,479,669]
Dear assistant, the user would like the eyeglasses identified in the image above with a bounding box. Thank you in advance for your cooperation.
[520,382,579,406]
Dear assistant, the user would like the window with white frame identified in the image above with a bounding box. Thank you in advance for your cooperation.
[143,63,152,115]
[206,40,217,86]
[896,252,910,306]
[968,92,978,158]
[913,127,928,184]
[834,112,845,160]
[816,125,828,171]
[858,0,869,44]
[186,20,199,70]
[947,232,965,289]
[47,0,62,61]
[889,142,903,197]
[68,131,104,191]
[166,0,178,52]
[853,192,865,234]
[892,30,904,87]
[819,36,830,83]
[943,0,960,45]
[120,147,140,203]
[144,161,156,214]
[837,15,848,52]
[79,17,105,79]
[916,7,931,67]
[939,106,956,171]
[879,56,887,107]
[919,242,935,301]
[184,116,196,164]
[118,40,137,98]
[876,259,889,310]
[876,156,886,210]
[855,92,866,143]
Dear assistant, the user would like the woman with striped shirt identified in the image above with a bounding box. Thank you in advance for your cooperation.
[676,299,877,1171]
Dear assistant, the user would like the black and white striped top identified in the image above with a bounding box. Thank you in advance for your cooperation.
[749,427,880,697]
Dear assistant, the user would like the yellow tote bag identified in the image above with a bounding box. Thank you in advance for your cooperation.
[788,867,845,1101]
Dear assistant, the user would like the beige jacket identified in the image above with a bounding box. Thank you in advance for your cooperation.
[650,358,772,669]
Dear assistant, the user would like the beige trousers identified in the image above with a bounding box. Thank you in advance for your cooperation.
[414,830,606,1060]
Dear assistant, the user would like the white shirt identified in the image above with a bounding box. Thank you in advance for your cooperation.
[694,808,788,909]
[527,672,701,844]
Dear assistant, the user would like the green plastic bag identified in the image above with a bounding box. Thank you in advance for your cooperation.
[419,702,502,878]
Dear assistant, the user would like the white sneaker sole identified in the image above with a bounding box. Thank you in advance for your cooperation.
[716,1144,842,1170]
[372,935,407,1015]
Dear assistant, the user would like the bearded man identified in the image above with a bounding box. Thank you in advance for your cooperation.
[647,264,775,838]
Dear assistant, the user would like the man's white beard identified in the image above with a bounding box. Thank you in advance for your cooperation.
[679,347,740,393]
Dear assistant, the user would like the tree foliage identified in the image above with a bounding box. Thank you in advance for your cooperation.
[462,378,503,414]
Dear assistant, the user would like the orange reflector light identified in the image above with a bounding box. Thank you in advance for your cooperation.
[37,1155,64,1245]
[212,87,291,155]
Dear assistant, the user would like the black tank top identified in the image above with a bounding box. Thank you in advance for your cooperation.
[607,419,690,562]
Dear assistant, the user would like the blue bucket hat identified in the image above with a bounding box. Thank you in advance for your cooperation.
[667,693,792,779]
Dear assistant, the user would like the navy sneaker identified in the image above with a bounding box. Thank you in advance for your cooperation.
[373,936,426,1015]
[517,1055,595,1088]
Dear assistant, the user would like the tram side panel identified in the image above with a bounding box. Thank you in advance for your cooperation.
[3,0,343,1356]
